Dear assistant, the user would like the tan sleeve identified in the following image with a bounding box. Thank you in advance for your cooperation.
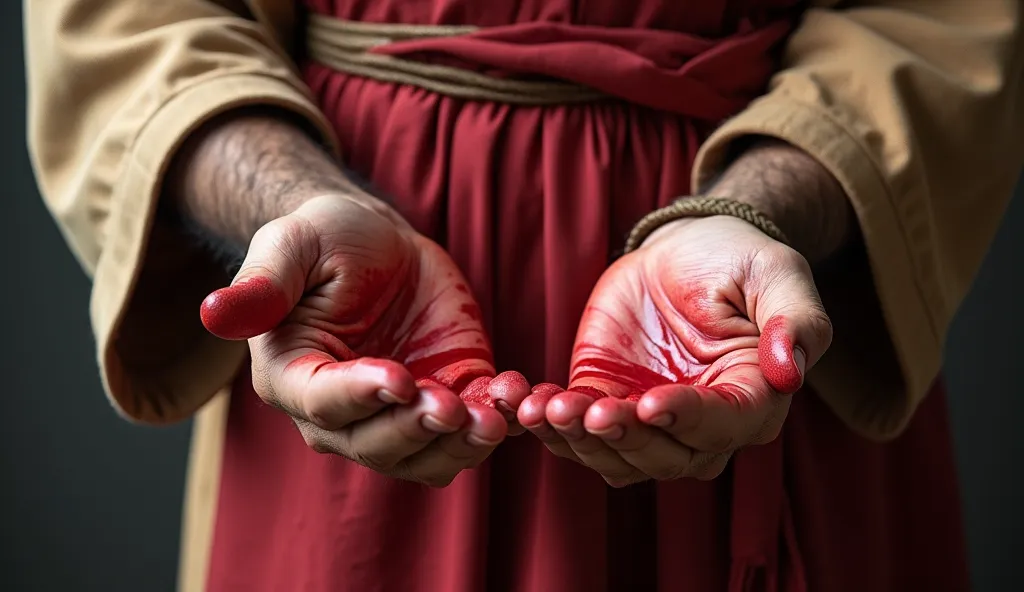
[693,0,1024,439]
[24,0,339,424]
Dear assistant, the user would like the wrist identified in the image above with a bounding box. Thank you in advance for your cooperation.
[165,108,387,247]
[703,138,856,264]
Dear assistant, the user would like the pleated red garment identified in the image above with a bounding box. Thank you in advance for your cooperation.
[205,1,971,590]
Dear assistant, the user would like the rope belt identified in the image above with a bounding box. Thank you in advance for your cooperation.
[304,14,608,105]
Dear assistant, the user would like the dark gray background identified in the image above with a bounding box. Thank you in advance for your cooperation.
[2,1,1021,590]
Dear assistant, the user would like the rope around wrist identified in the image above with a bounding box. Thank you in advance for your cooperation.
[624,196,790,253]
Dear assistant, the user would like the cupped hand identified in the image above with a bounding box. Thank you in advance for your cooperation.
[199,194,530,487]
[518,216,833,486]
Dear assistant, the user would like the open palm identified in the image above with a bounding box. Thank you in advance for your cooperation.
[201,195,529,486]
[519,216,832,485]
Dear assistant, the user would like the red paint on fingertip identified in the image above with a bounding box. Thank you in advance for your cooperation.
[200,276,291,340]
[758,315,803,394]
[460,376,495,407]
[489,371,530,400]
[530,383,565,398]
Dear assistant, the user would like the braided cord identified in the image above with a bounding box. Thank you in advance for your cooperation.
[624,196,790,253]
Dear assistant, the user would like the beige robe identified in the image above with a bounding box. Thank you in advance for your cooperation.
[22,1,1024,589]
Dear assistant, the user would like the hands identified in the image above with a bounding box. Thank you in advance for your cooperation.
[518,140,849,487]
[200,194,531,487]
[176,112,843,489]
[519,216,833,485]
[169,111,528,488]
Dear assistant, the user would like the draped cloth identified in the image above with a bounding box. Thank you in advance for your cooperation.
[206,1,970,590]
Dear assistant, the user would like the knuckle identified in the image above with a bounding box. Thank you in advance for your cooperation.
[351,451,394,473]
[601,468,645,488]
[809,307,835,348]
[299,429,332,455]
[303,397,340,431]
[755,241,807,273]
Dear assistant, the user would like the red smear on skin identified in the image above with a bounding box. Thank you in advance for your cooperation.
[758,315,802,393]
[283,353,336,375]
[460,376,495,407]
[569,385,611,401]
[570,286,709,401]
[459,302,483,321]
[530,383,565,398]
[571,351,676,396]
[200,276,291,340]
[404,348,495,392]
[416,377,445,390]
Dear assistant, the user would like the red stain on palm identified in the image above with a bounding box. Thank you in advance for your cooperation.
[459,302,482,321]
[758,315,802,393]
[200,276,291,340]
[406,348,494,392]
[570,297,707,400]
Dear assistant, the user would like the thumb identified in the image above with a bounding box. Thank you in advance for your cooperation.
[753,256,833,394]
[200,218,312,340]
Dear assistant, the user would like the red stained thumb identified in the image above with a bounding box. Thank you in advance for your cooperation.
[757,315,804,394]
[200,276,292,340]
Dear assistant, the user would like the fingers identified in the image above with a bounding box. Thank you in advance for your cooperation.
[636,379,789,450]
[757,314,824,394]
[488,371,532,415]
[519,384,583,463]
[200,218,314,340]
[585,397,730,482]
[297,382,468,472]
[546,390,646,485]
[401,403,509,486]
[267,353,419,431]
[752,246,833,393]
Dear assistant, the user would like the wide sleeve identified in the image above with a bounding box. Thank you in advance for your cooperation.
[24,0,340,424]
[692,0,1024,439]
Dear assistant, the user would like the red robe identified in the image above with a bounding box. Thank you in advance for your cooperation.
[206,1,970,590]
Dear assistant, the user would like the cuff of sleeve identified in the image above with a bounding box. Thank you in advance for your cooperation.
[92,73,340,425]
[692,95,943,440]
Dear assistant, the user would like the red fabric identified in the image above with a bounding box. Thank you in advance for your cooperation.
[205,2,971,590]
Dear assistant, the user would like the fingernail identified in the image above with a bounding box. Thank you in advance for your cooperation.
[793,347,807,378]
[495,400,516,421]
[556,419,586,441]
[648,413,674,427]
[590,425,624,441]
[466,433,502,447]
[378,389,404,405]
[422,414,459,434]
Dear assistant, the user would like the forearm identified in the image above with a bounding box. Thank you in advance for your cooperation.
[164,108,380,249]
[703,138,857,265]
